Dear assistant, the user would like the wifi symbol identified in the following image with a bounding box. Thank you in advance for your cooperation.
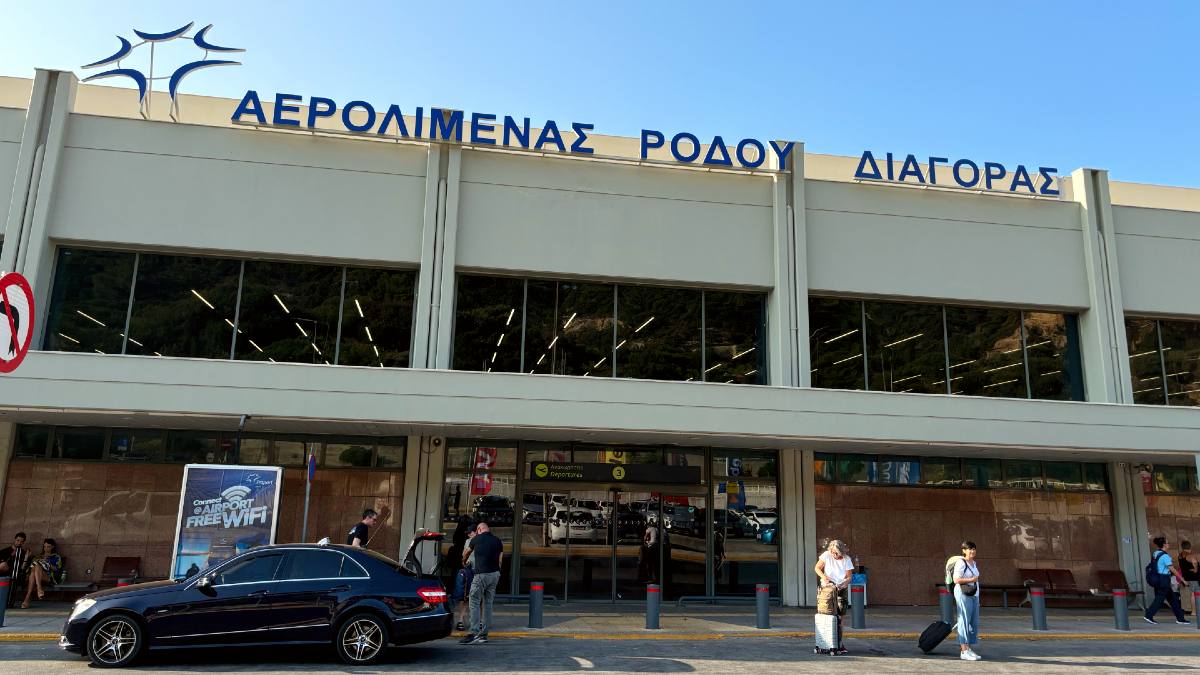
[222,485,251,501]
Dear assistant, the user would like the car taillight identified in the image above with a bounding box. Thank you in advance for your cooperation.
[417,587,448,604]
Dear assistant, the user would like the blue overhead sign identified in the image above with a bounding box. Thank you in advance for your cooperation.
[854,151,1059,196]
[231,91,795,170]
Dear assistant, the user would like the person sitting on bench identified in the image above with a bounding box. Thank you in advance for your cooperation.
[0,532,29,579]
[21,538,62,608]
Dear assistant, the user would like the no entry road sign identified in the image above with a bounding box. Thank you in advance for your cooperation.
[0,272,34,373]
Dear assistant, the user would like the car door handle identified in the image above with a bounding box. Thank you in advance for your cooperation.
[248,589,270,597]
[329,585,351,592]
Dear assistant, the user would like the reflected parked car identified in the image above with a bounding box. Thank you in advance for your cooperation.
[60,533,451,667]
[615,507,647,543]
[471,495,514,527]
[521,494,546,525]
[547,510,601,544]
[699,508,752,538]
[743,510,778,534]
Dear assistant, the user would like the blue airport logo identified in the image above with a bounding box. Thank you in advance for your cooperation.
[82,21,243,121]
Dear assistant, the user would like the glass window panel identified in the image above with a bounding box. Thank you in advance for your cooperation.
[1083,464,1107,491]
[109,429,164,462]
[837,455,872,483]
[712,450,777,480]
[235,261,342,365]
[375,441,405,469]
[590,446,662,466]
[274,438,318,466]
[166,431,222,464]
[615,285,701,382]
[1025,312,1081,401]
[125,254,240,359]
[1044,462,1083,491]
[1004,460,1044,490]
[1126,318,1165,405]
[705,291,766,385]
[809,298,864,390]
[871,458,920,484]
[963,458,1003,488]
[234,437,270,465]
[339,267,416,368]
[865,301,945,394]
[525,280,613,376]
[52,427,105,460]
[43,248,135,354]
[1158,320,1200,407]
[945,306,1025,398]
[452,275,524,373]
[922,457,962,486]
[325,440,374,468]
[814,453,835,483]
[216,553,283,585]
[278,550,343,580]
[14,425,50,458]
[715,479,778,597]
[1153,465,1191,493]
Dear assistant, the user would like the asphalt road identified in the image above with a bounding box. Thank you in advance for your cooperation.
[4,636,1198,673]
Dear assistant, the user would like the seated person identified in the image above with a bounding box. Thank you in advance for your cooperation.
[0,532,29,579]
[21,538,63,608]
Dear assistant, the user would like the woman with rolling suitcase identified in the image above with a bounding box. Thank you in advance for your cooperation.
[952,541,983,661]
[813,539,854,655]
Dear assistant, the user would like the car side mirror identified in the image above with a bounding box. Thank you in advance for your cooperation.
[196,574,214,589]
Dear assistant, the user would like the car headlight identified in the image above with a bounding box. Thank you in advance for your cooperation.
[69,598,96,621]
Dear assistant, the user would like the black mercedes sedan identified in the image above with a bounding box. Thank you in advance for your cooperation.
[60,533,451,667]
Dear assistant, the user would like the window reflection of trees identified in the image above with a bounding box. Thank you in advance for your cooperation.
[1159,320,1200,407]
[452,276,524,373]
[236,261,341,365]
[945,307,1025,398]
[865,301,945,394]
[616,285,701,381]
[1126,318,1165,404]
[43,249,136,354]
[127,254,240,359]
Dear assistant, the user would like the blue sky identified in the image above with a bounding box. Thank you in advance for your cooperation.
[3,1,1198,186]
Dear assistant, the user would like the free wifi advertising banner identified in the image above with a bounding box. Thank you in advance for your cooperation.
[170,464,283,580]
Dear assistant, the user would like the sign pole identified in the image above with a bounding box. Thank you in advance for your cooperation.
[301,447,315,542]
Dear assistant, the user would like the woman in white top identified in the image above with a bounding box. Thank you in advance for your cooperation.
[814,539,854,655]
[952,541,982,661]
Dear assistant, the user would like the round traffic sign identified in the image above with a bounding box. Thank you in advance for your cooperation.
[0,272,34,373]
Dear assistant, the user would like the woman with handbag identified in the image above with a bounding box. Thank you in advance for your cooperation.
[952,541,982,661]
[21,538,62,609]
[814,539,854,655]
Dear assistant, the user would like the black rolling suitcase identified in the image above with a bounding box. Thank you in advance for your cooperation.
[918,620,953,654]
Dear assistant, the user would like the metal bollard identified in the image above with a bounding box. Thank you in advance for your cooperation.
[1192,582,1199,630]
[1112,588,1129,631]
[939,584,955,624]
[645,584,661,629]
[850,584,866,628]
[1029,586,1048,631]
[528,581,544,629]
[755,584,770,629]
[0,579,8,628]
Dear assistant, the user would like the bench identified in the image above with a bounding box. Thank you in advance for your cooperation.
[1095,569,1146,610]
[933,583,1027,609]
[1017,568,1104,607]
[48,556,142,601]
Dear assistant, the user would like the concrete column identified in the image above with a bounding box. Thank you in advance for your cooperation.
[410,147,446,369]
[399,435,447,570]
[431,147,462,369]
[792,147,812,388]
[779,448,819,607]
[2,70,77,349]
[1071,168,1132,404]
[1108,461,1150,595]
[767,141,805,388]
[0,422,15,522]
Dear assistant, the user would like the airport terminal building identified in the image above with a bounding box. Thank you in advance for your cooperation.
[1,69,1198,607]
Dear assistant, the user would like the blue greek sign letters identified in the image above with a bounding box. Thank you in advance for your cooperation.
[854,150,1059,196]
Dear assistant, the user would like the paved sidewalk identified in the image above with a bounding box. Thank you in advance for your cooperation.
[6,601,1197,641]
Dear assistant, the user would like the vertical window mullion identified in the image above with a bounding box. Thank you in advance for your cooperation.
[519,279,528,373]
[1156,320,1169,405]
[1020,309,1032,399]
[860,301,869,390]
[611,284,618,378]
[120,253,139,355]
[229,260,245,360]
[333,267,347,365]
[700,289,707,382]
[941,306,951,395]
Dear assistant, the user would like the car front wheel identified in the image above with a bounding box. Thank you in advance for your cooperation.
[86,614,143,668]
[335,613,389,665]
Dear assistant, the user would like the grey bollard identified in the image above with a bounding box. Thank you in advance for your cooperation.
[645,584,661,630]
[1192,582,1200,630]
[528,581,544,629]
[850,584,866,628]
[1112,588,1129,631]
[939,584,955,623]
[1029,586,1048,631]
[755,584,770,629]
[0,578,8,627]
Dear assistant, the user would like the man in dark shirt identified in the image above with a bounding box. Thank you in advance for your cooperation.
[460,522,503,645]
[0,532,28,578]
[346,509,378,547]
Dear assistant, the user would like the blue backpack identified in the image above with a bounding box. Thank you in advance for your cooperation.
[1145,551,1167,589]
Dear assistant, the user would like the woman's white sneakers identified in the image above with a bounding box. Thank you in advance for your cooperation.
[960,650,982,660]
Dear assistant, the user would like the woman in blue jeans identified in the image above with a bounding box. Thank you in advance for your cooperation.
[952,541,982,661]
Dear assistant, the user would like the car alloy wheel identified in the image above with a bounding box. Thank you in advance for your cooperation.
[87,615,142,668]
[337,613,388,665]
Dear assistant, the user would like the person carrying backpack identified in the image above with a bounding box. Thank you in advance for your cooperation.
[951,541,983,661]
[1144,536,1188,625]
